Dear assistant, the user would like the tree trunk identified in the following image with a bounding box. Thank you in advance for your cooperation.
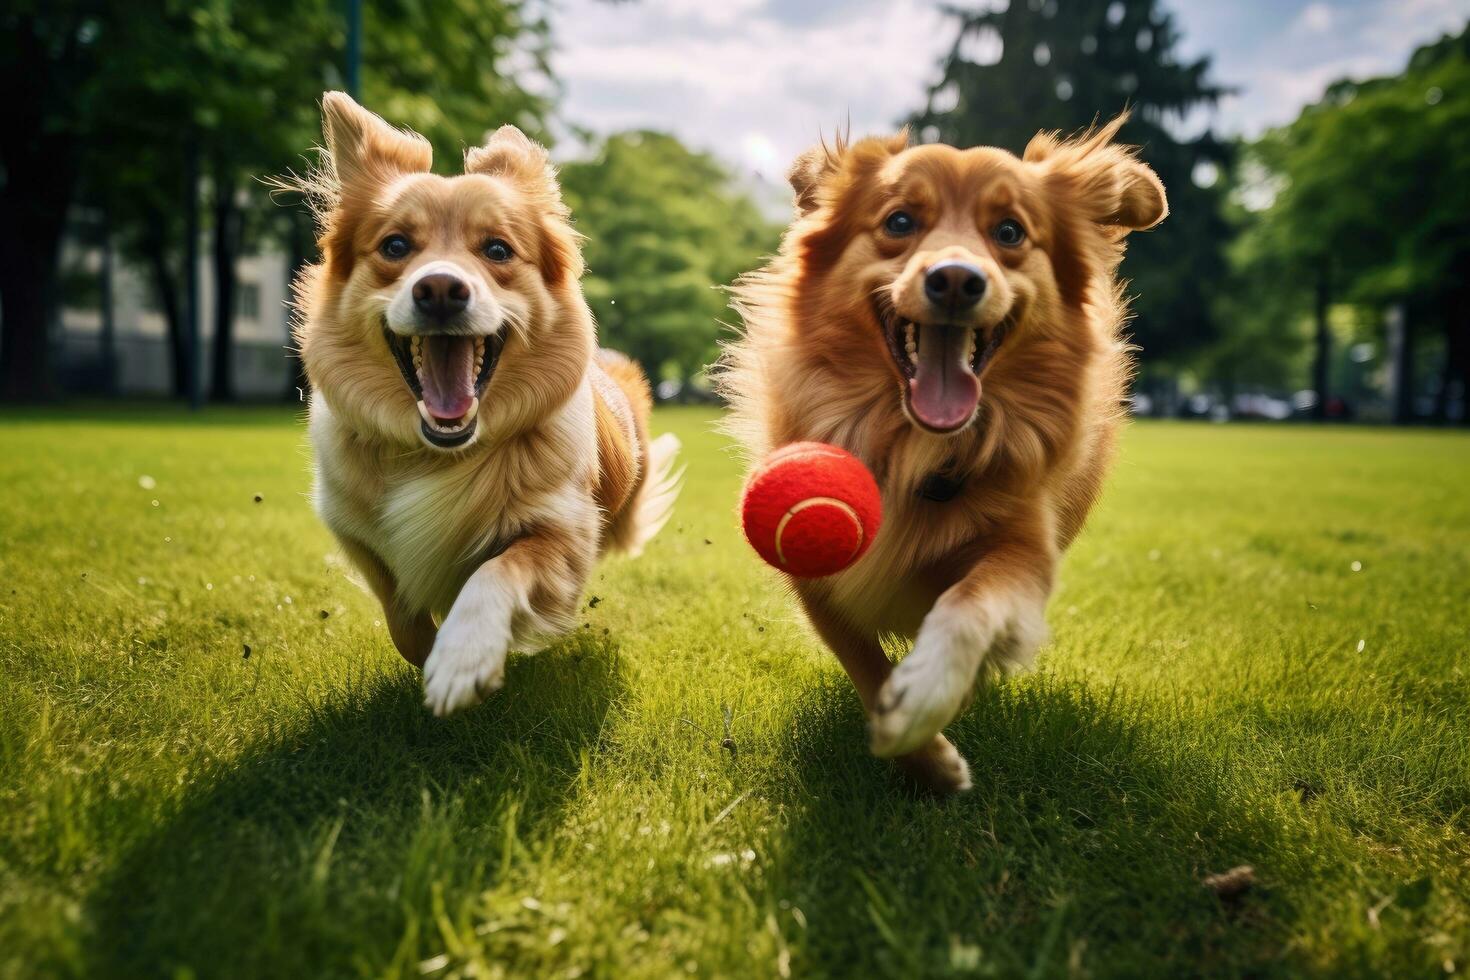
[1311,260,1331,421]
[0,151,73,401]
[1446,292,1470,428]
[1389,303,1415,425]
[99,211,118,395]
[210,171,240,401]
[183,137,202,410]
[0,15,82,402]
[1432,298,1451,424]
[142,230,188,398]
[0,223,65,401]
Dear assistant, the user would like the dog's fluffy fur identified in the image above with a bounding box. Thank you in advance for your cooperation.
[719,115,1166,793]
[292,92,680,715]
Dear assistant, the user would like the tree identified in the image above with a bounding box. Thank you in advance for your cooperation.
[1228,28,1470,423]
[0,1,125,400]
[910,0,1232,366]
[559,132,778,381]
[3,0,554,402]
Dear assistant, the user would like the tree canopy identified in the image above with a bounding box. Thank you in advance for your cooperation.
[1221,28,1470,420]
[558,132,779,383]
[1,0,554,400]
[910,0,1232,365]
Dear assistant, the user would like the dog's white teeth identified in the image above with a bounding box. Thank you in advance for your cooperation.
[904,323,917,365]
[416,399,475,435]
[412,336,423,373]
[964,328,977,364]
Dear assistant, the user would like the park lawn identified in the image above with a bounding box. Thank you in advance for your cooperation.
[0,405,1467,979]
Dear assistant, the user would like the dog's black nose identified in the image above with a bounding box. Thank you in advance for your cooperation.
[923,261,986,311]
[412,273,471,322]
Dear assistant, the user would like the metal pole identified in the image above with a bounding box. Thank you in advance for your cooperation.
[184,134,202,411]
[345,0,362,99]
[99,209,117,395]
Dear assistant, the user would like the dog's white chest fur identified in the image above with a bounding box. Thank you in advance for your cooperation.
[310,383,596,618]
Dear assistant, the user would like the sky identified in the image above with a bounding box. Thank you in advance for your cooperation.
[547,0,1470,183]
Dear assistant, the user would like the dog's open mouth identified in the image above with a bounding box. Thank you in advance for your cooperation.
[384,328,504,449]
[877,303,1008,433]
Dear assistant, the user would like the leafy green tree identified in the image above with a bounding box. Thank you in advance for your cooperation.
[1229,28,1470,422]
[0,1,147,400]
[1,0,553,401]
[559,132,778,382]
[910,0,1231,366]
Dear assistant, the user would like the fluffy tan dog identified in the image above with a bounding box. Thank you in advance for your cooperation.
[292,92,680,715]
[720,116,1166,793]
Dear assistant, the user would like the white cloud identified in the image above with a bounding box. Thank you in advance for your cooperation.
[1293,3,1334,33]
[551,0,949,185]
[548,0,1470,177]
[1199,0,1470,136]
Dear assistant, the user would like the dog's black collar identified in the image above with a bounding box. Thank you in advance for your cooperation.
[917,460,967,502]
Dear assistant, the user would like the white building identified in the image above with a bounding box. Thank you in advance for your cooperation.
[58,234,298,399]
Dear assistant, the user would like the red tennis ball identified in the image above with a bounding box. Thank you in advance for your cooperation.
[741,442,883,578]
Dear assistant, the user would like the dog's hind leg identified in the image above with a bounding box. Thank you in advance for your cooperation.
[801,594,972,795]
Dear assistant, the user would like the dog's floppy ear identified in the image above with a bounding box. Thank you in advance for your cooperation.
[1025,113,1167,231]
[321,91,431,193]
[465,126,583,284]
[789,129,909,215]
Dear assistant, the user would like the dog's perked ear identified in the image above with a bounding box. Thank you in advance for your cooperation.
[465,126,584,284]
[1024,113,1168,232]
[788,145,839,215]
[464,125,554,182]
[788,129,910,216]
[320,91,432,195]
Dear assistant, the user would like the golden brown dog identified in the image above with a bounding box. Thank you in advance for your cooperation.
[292,92,681,715]
[720,115,1166,793]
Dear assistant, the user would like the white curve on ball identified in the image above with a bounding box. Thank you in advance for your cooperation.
[774,497,864,567]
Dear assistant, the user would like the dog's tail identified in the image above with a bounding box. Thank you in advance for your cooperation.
[617,431,683,557]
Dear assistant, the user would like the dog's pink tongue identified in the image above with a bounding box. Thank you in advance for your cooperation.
[419,336,476,421]
[909,324,979,431]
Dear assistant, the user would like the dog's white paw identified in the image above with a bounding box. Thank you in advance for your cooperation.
[870,609,978,758]
[422,579,514,717]
[870,593,1047,758]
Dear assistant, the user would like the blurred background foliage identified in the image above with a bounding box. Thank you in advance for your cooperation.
[560,132,776,384]
[1,0,1466,422]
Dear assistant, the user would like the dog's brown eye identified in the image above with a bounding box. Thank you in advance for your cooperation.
[994,219,1026,247]
[379,234,412,260]
[884,210,917,237]
[483,238,514,263]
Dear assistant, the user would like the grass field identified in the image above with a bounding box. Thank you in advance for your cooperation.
[1,406,1467,978]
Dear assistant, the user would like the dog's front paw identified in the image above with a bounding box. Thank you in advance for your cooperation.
[422,586,514,717]
[870,613,976,758]
[870,593,1047,758]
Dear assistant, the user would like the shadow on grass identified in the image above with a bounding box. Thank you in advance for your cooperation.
[85,635,624,978]
[771,676,1305,979]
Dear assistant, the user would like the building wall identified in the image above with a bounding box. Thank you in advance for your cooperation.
[59,239,298,400]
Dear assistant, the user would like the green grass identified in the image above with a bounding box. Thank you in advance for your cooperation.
[2,407,1468,979]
